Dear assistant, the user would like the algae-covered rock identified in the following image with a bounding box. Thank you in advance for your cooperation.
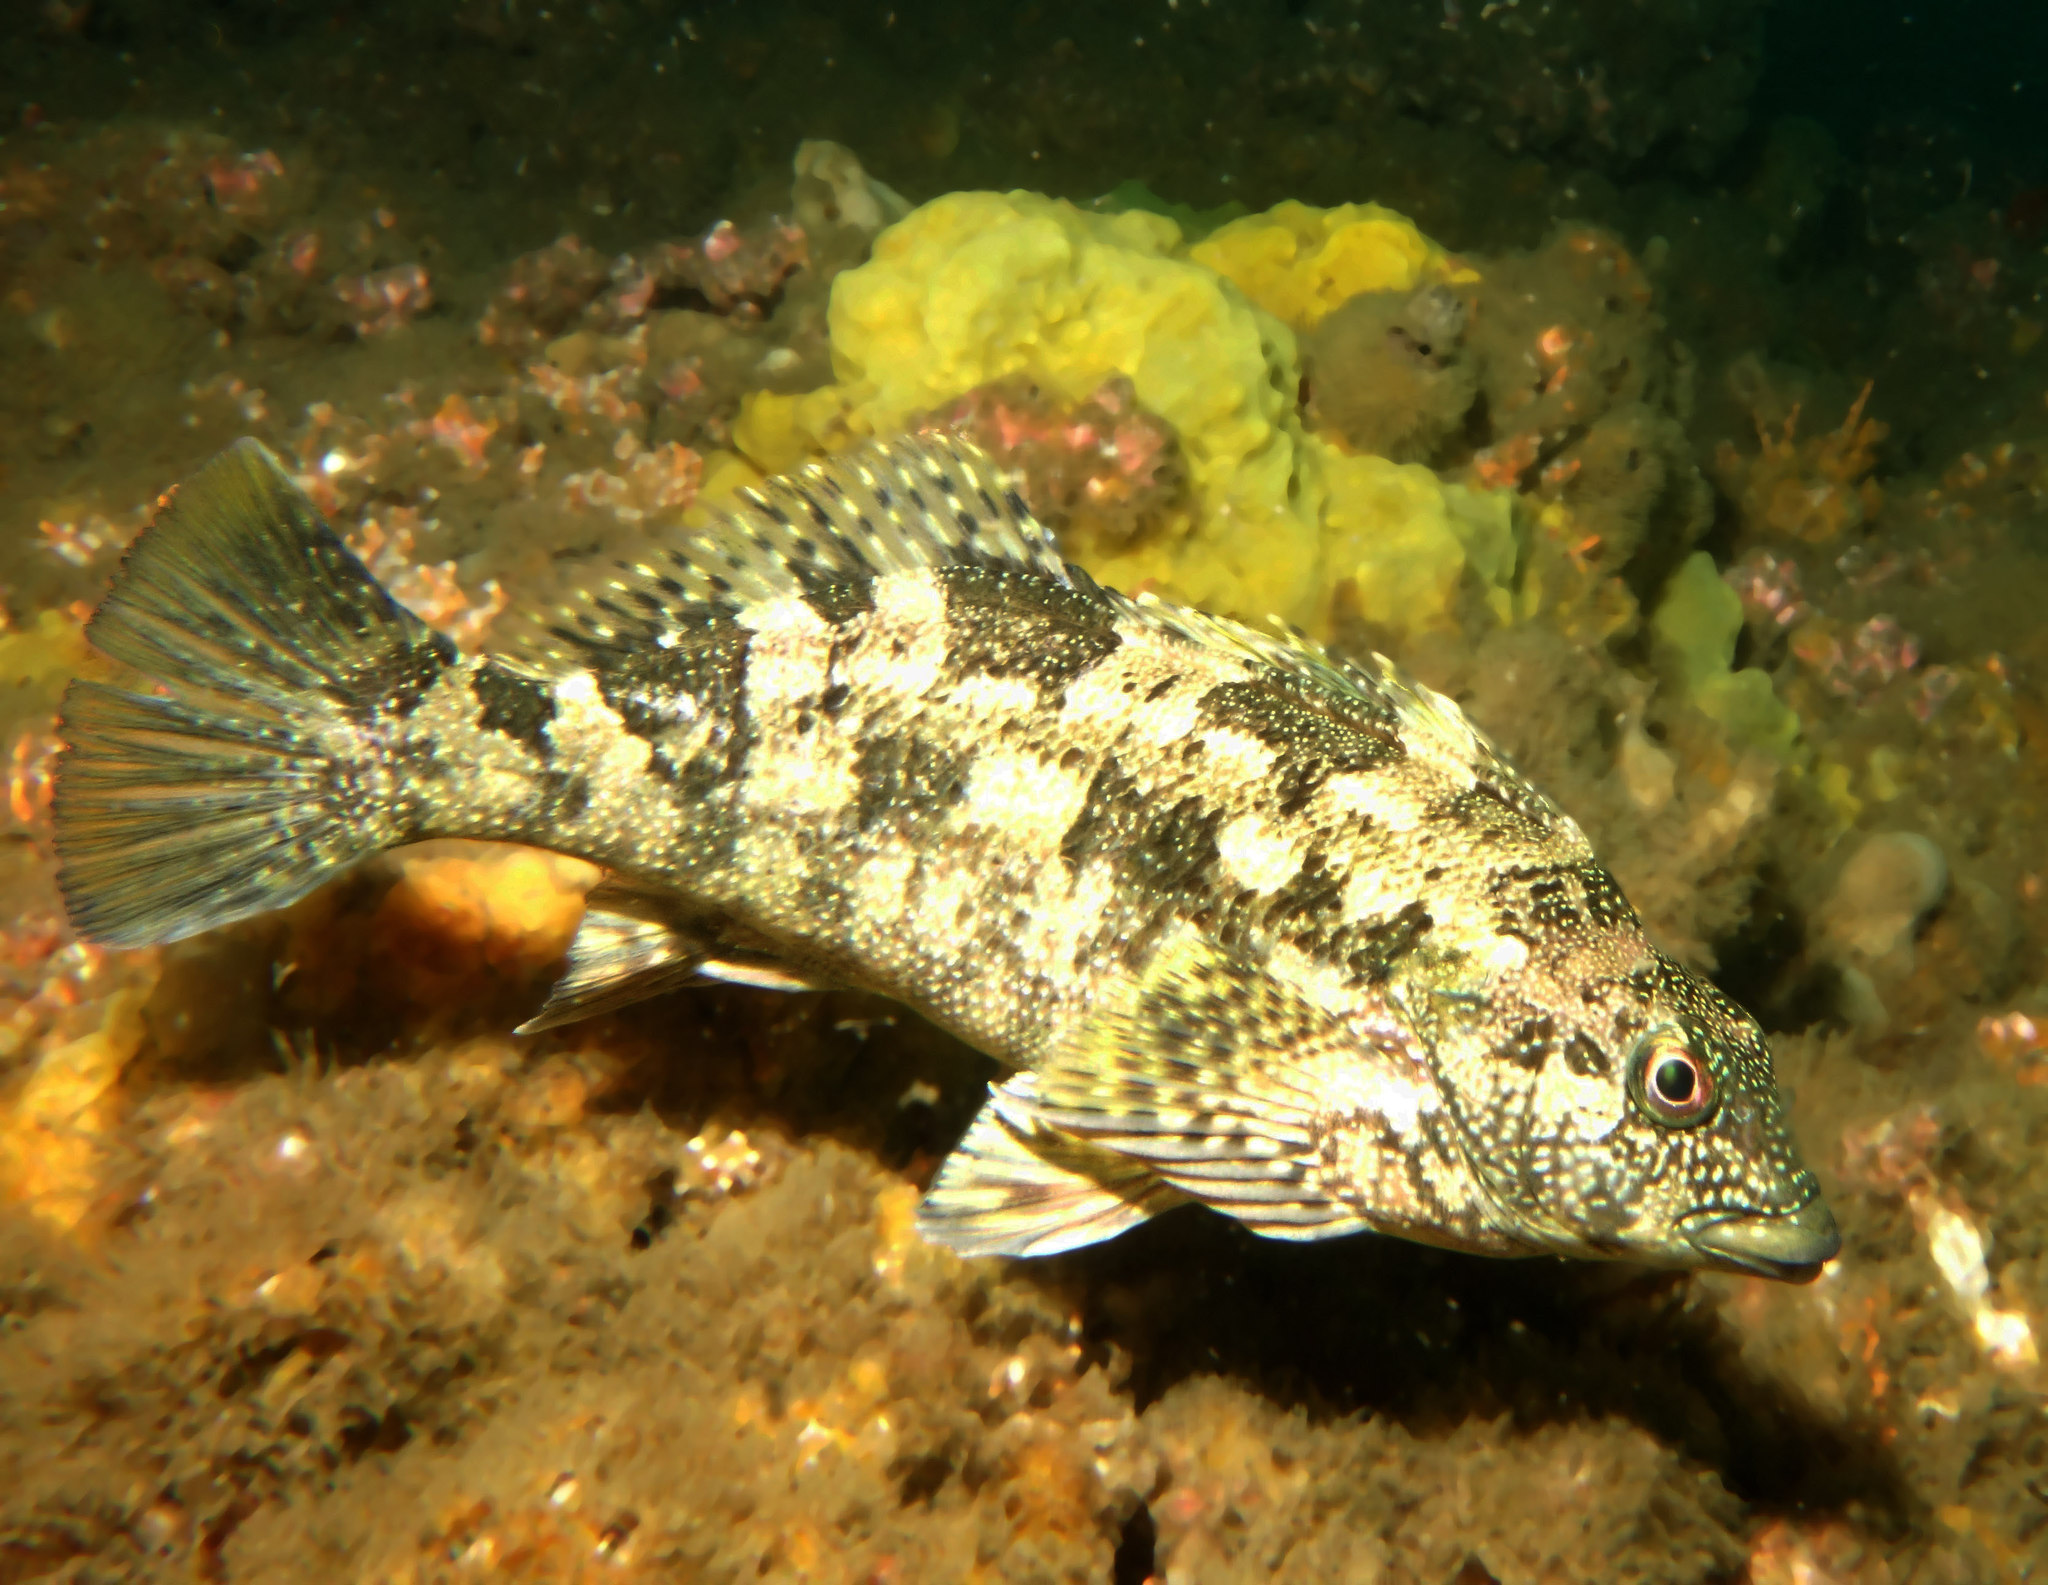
[1301,283,1479,464]
[1142,1376,1746,1584]
[1824,832,1948,966]
[790,138,911,241]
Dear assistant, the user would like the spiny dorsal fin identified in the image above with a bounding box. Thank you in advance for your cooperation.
[1119,595,1397,717]
[1025,931,1441,1241]
[539,433,1076,658]
[1117,592,1525,795]
[916,1075,1186,1258]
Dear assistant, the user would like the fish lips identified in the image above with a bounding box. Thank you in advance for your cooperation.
[1684,1195,1842,1282]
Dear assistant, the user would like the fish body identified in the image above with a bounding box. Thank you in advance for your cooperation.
[52,436,1838,1278]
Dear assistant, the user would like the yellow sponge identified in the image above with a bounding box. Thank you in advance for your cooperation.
[1190,199,1478,331]
[737,189,1511,638]
[1314,442,1517,631]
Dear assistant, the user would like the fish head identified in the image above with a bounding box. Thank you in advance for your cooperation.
[1438,940,1837,1281]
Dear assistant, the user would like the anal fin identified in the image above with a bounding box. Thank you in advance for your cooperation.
[690,956,816,993]
[517,877,815,1033]
[916,1075,1186,1258]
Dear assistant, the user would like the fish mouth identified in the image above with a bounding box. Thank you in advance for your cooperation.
[1685,1196,1841,1282]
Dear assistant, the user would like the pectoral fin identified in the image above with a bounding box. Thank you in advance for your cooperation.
[517,878,815,1033]
[916,1075,1186,1258]
[1027,933,1435,1241]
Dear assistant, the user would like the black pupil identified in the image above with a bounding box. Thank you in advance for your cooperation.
[1653,1056,1698,1106]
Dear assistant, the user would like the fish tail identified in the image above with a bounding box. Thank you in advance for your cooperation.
[53,439,457,948]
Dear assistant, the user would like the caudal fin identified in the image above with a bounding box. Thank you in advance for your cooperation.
[52,439,457,948]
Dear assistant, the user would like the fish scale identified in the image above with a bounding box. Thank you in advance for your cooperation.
[50,432,1839,1279]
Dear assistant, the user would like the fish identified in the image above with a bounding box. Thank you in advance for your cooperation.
[50,433,1839,1280]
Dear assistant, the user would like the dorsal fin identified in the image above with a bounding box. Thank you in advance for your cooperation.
[535,434,1077,660]
[1116,591,1534,798]
[1115,595,1391,712]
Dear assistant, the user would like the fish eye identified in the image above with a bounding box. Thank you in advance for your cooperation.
[1628,1030,1717,1128]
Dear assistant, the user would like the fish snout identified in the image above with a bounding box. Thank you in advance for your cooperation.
[1685,1195,1841,1282]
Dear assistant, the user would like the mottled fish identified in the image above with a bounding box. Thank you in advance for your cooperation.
[52,435,1839,1278]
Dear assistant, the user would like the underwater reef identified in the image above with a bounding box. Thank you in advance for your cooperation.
[3,2,2048,1580]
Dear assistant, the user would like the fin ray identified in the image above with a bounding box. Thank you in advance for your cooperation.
[518,878,817,1033]
[1113,592,1536,799]
[517,886,705,1034]
[54,441,452,948]
[536,434,1077,660]
[1027,936,1396,1240]
[917,1076,1186,1259]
